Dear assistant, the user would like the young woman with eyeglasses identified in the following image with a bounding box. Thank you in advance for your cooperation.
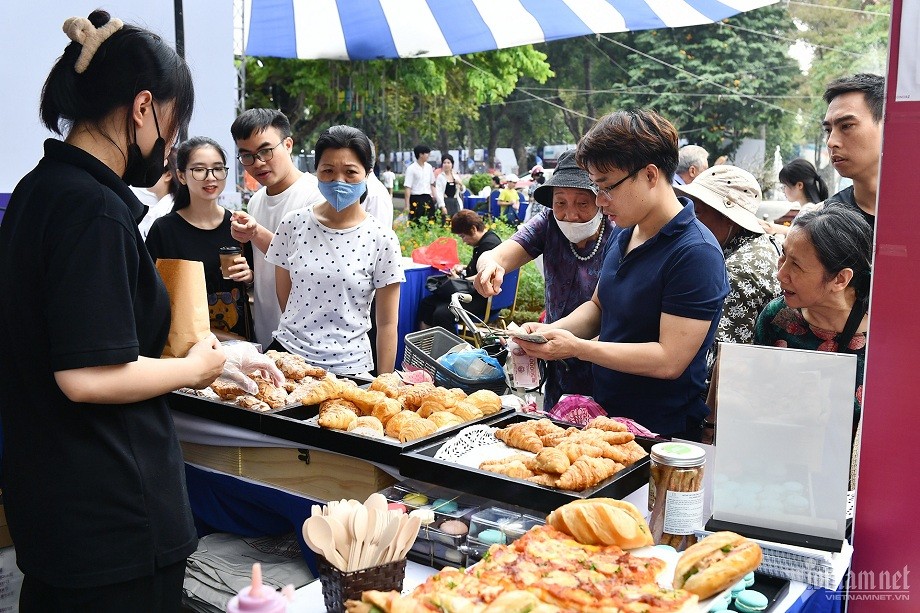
[146,136,255,341]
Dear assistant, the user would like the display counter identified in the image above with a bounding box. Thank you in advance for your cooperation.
[172,398,833,612]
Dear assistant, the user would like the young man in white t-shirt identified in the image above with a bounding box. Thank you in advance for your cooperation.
[404,145,436,223]
[229,109,324,348]
[381,164,396,196]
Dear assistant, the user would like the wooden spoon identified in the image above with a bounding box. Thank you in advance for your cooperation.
[324,515,351,561]
[364,492,388,513]
[348,504,368,571]
[390,514,422,563]
[372,512,401,566]
[304,516,347,570]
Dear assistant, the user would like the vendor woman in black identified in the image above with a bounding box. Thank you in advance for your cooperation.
[0,11,225,611]
[146,137,254,340]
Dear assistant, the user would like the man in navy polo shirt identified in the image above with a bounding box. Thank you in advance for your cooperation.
[518,110,728,441]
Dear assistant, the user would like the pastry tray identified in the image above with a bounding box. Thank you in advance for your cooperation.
[262,405,515,467]
[168,390,307,432]
[398,413,656,513]
[170,390,514,467]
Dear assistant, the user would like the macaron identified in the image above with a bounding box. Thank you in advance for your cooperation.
[402,492,428,506]
[744,571,756,588]
[734,589,769,613]
[477,529,506,545]
[431,498,459,514]
[730,579,747,598]
[653,544,677,553]
[439,520,468,536]
[387,502,407,514]
[410,508,435,526]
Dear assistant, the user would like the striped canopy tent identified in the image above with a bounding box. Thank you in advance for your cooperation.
[244,0,780,61]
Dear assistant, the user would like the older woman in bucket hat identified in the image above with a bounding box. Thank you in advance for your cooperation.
[674,165,781,389]
[474,150,616,410]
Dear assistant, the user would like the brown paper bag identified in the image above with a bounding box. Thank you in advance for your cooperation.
[155,259,210,358]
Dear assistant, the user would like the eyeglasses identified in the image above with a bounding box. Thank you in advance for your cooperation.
[237,141,285,166]
[595,166,643,199]
[188,167,229,181]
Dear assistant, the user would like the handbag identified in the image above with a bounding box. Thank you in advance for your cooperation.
[426,274,475,299]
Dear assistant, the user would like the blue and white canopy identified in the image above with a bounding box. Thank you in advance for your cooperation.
[244,0,780,61]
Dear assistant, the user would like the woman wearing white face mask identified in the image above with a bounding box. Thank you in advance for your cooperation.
[265,125,405,374]
[474,150,615,409]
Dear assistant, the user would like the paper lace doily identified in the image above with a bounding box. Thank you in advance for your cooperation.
[434,425,499,461]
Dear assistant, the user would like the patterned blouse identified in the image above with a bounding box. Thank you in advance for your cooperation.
[707,231,781,375]
[755,296,866,417]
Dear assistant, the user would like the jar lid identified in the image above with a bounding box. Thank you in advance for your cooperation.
[650,442,706,467]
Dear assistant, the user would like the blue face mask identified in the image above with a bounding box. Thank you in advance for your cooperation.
[318,179,366,212]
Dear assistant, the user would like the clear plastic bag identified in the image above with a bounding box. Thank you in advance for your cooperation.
[214,341,285,394]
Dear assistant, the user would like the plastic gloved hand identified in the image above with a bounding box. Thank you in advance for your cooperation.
[214,341,285,394]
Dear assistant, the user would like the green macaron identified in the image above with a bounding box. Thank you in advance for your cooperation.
[744,571,756,587]
[730,579,747,598]
[734,589,769,613]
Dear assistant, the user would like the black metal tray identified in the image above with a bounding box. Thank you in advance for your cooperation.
[168,390,301,432]
[263,405,515,467]
[398,413,655,513]
[727,573,791,612]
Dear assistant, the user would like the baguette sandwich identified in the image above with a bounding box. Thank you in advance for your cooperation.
[673,531,763,599]
[546,498,654,548]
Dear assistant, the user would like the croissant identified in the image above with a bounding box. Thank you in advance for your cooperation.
[556,456,623,491]
[266,350,326,380]
[251,373,288,409]
[447,388,468,401]
[495,423,543,453]
[533,418,566,437]
[368,372,403,398]
[347,415,384,435]
[479,458,534,480]
[583,429,635,445]
[534,447,571,474]
[318,406,358,430]
[584,415,628,433]
[398,418,437,443]
[555,440,605,463]
[448,401,483,422]
[604,440,649,466]
[538,427,580,447]
[385,410,422,439]
[297,377,340,406]
[338,386,388,416]
[526,473,561,488]
[416,399,446,418]
[371,397,403,426]
[466,389,503,415]
[236,395,271,412]
[396,383,438,411]
[320,398,359,415]
[211,379,248,400]
[427,411,464,429]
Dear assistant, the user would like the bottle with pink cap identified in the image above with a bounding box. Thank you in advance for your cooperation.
[226,563,294,613]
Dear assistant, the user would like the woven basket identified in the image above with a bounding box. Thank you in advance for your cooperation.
[317,556,407,613]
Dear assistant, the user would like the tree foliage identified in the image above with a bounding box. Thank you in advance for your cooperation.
[241,47,553,158]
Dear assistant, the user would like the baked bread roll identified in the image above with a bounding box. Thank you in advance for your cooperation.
[398,418,437,443]
[368,372,403,398]
[534,447,570,474]
[251,373,288,409]
[347,415,384,435]
[385,410,421,439]
[427,411,464,429]
[673,531,763,599]
[371,397,403,427]
[556,456,623,491]
[318,405,357,430]
[296,377,340,406]
[466,389,503,415]
[546,498,653,549]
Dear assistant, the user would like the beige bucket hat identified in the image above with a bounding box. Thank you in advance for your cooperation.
[674,165,764,234]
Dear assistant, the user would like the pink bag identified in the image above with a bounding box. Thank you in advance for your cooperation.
[411,237,460,271]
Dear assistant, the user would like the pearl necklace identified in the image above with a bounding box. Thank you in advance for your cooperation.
[567,221,605,261]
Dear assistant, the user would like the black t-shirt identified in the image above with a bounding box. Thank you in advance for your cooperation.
[444,181,457,199]
[824,186,875,230]
[146,209,254,339]
[0,140,197,588]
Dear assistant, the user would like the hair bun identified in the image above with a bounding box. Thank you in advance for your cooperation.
[62,13,124,73]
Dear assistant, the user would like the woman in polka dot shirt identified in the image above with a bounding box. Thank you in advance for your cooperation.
[265,126,405,374]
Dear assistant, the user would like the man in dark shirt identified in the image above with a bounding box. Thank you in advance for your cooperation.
[821,73,884,229]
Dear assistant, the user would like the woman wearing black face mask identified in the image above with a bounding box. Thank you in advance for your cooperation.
[0,11,225,609]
